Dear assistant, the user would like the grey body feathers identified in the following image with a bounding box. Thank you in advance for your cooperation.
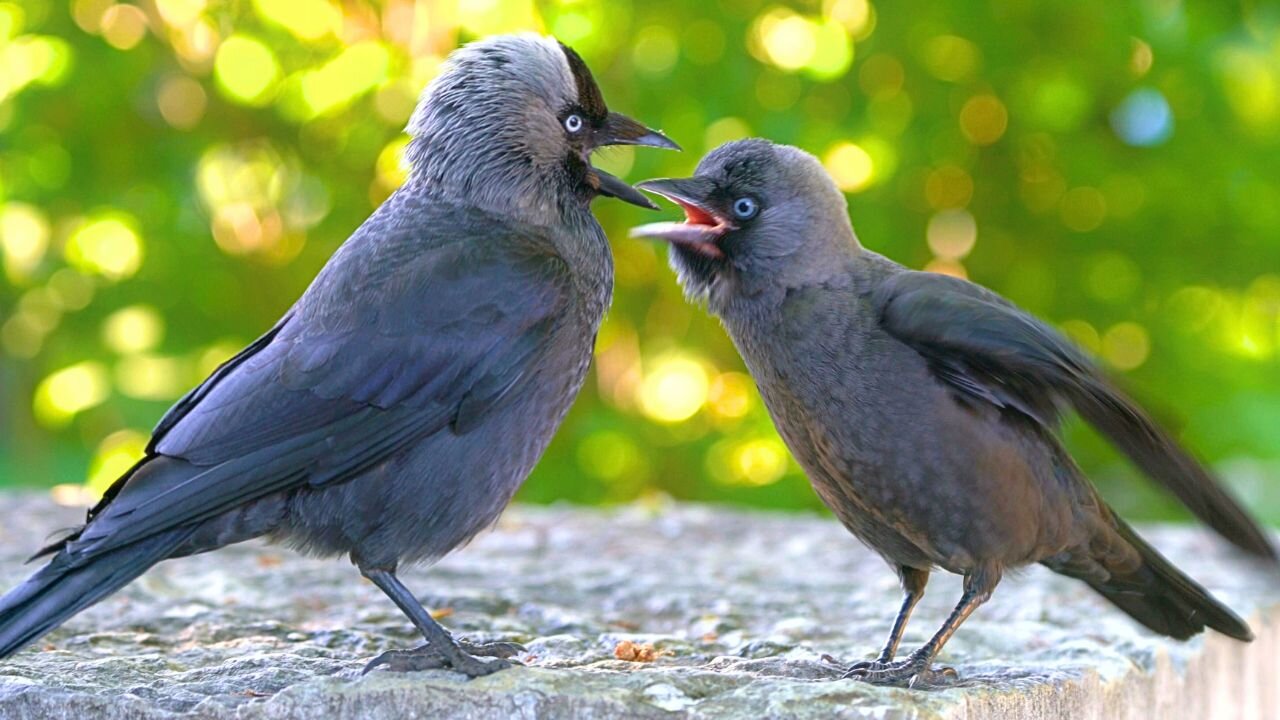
[651,139,1267,644]
[0,34,619,659]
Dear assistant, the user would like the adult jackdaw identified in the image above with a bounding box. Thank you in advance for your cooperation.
[632,139,1273,687]
[0,34,677,677]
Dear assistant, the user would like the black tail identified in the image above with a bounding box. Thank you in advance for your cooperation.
[0,527,194,658]
[1086,518,1253,642]
[1072,377,1277,562]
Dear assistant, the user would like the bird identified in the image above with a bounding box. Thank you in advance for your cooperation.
[0,34,677,678]
[631,138,1275,687]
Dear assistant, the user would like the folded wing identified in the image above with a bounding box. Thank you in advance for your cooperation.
[874,270,1276,561]
[63,206,574,564]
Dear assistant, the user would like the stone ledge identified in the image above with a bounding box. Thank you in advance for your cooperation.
[0,493,1275,719]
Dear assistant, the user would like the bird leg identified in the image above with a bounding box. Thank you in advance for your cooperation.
[843,566,928,674]
[359,565,520,678]
[845,567,998,688]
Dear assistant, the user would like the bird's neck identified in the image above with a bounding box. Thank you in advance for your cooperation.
[404,135,573,228]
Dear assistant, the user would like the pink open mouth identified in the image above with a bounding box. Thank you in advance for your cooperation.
[630,197,732,259]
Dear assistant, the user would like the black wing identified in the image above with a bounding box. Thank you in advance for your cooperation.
[68,204,575,561]
[874,270,1277,561]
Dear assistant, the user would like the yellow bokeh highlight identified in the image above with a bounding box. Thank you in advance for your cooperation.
[72,0,112,33]
[922,34,980,82]
[253,0,340,42]
[959,94,1008,145]
[298,42,392,118]
[116,354,185,400]
[197,142,285,210]
[156,74,207,129]
[752,8,853,80]
[0,202,49,282]
[155,0,206,28]
[100,4,148,50]
[0,2,21,40]
[1129,37,1153,77]
[85,429,148,497]
[65,213,143,280]
[34,361,110,427]
[1060,186,1107,232]
[1060,319,1101,355]
[214,34,281,105]
[707,372,754,420]
[731,438,789,486]
[824,0,874,38]
[755,9,815,72]
[376,137,410,191]
[1217,47,1279,134]
[1102,322,1150,370]
[633,25,678,76]
[824,142,873,192]
[925,165,974,209]
[577,430,643,481]
[924,258,967,279]
[637,353,710,423]
[926,209,977,260]
[103,304,164,353]
[0,35,73,102]
[703,116,752,150]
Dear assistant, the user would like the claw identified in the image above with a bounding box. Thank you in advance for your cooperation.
[908,665,957,689]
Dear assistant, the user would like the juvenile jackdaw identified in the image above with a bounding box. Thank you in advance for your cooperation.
[632,139,1274,687]
[0,34,676,677]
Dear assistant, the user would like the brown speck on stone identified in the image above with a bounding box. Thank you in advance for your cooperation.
[614,640,663,662]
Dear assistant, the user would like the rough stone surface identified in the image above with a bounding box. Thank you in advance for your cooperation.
[0,493,1275,719]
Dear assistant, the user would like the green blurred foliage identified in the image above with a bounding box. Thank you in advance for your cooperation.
[1,0,1278,523]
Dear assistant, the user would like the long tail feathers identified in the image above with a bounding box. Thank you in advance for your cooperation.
[1086,518,1253,642]
[0,527,194,659]
[1072,377,1277,562]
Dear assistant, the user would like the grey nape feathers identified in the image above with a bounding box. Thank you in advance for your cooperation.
[0,33,676,677]
[633,138,1274,687]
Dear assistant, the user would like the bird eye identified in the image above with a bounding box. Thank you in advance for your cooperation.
[732,197,759,220]
[564,114,584,133]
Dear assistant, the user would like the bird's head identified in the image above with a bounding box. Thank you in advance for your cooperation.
[632,139,859,304]
[406,34,678,222]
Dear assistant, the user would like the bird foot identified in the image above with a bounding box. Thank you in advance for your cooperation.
[363,641,520,678]
[841,654,958,688]
[457,638,526,659]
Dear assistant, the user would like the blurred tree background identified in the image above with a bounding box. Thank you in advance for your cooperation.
[1,0,1278,524]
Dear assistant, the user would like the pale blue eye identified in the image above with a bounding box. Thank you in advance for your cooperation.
[564,114,584,133]
[732,197,759,219]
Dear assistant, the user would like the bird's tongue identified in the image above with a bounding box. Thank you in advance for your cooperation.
[630,199,726,258]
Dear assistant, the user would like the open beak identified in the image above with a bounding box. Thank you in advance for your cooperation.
[629,177,731,259]
[590,112,680,210]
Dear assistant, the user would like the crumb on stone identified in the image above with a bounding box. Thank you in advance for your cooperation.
[614,640,666,662]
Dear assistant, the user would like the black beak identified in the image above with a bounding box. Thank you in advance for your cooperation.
[634,177,719,208]
[597,112,681,151]
[589,112,679,210]
[593,168,661,210]
[629,177,731,259]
